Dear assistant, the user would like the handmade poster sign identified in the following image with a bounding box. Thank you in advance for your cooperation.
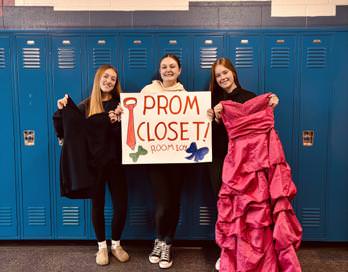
[120,92,212,164]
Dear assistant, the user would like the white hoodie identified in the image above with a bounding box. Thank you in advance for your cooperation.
[140,80,186,93]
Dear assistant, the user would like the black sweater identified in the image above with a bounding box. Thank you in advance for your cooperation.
[212,87,256,159]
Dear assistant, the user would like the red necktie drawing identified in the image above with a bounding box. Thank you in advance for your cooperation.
[123,97,137,150]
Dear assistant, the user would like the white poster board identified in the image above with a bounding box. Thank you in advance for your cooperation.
[120,92,212,164]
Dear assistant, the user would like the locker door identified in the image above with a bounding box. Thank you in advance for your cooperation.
[0,36,18,239]
[121,35,154,92]
[51,35,86,239]
[327,32,348,241]
[298,35,331,240]
[193,35,224,91]
[157,35,193,90]
[86,36,118,96]
[264,35,297,165]
[16,36,51,238]
[229,35,261,92]
[86,35,118,239]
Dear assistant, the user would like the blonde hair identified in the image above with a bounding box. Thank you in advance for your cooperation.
[88,64,122,117]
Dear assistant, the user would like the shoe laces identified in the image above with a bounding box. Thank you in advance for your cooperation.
[151,239,162,256]
[160,243,171,261]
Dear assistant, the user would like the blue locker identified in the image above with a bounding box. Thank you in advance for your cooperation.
[157,35,193,90]
[51,35,87,239]
[326,31,348,241]
[122,166,154,240]
[193,35,224,91]
[264,34,298,165]
[298,34,331,240]
[86,35,119,240]
[86,35,118,95]
[0,36,18,239]
[229,34,261,93]
[121,34,155,92]
[15,36,52,238]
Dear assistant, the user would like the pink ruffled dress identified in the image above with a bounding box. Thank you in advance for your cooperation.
[216,93,302,272]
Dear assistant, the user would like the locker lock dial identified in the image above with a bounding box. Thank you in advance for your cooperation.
[23,130,35,146]
[302,130,314,146]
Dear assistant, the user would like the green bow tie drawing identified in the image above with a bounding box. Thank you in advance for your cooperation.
[129,145,148,162]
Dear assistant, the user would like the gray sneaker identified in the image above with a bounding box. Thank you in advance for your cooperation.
[159,243,173,269]
[149,239,163,264]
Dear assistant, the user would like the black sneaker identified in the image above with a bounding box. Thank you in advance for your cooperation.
[159,242,173,269]
[149,239,163,264]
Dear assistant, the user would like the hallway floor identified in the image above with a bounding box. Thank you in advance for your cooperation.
[0,241,347,272]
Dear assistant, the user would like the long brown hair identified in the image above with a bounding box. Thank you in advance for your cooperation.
[88,64,122,117]
[209,58,241,97]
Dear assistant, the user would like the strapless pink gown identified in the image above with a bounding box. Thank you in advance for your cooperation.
[216,93,302,272]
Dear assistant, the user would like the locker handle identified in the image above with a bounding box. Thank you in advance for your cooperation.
[26,40,35,45]
[276,39,285,44]
[240,39,249,44]
[302,130,314,147]
[313,39,321,44]
[62,40,71,45]
[204,40,213,45]
[23,130,35,146]
[133,40,142,44]
[169,40,177,45]
[98,40,106,45]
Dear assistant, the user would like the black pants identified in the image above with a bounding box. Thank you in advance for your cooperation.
[149,164,184,245]
[209,157,224,200]
[92,162,128,242]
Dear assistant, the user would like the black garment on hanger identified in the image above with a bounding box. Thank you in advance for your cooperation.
[53,97,113,199]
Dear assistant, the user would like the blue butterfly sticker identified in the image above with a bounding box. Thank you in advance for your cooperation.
[185,142,209,162]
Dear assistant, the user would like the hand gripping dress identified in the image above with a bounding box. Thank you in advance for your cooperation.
[216,93,302,272]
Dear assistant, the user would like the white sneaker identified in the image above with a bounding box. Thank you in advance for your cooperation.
[215,258,220,271]
[159,243,173,269]
[149,239,163,264]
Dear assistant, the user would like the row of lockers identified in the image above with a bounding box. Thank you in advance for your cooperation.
[1,29,348,241]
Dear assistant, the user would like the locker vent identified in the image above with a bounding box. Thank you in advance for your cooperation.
[200,47,218,69]
[27,207,46,226]
[58,48,76,69]
[163,48,183,62]
[178,205,183,226]
[0,48,6,69]
[0,207,12,226]
[22,48,40,69]
[235,47,254,68]
[199,206,214,226]
[104,207,113,226]
[306,47,327,68]
[129,206,147,226]
[93,48,112,69]
[271,47,290,68]
[301,208,321,227]
[62,206,80,226]
[128,48,147,69]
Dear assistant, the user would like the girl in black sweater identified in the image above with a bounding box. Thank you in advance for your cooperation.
[56,64,129,266]
[207,58,279,271]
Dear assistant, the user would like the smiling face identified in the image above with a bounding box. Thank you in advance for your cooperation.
[99,68,117,96]
[214,64,237,93]
[159,56,181,87]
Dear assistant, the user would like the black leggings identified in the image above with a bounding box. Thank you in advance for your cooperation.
[92,163,128,242]
[209,157,224,199]
[149,164,184,245]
